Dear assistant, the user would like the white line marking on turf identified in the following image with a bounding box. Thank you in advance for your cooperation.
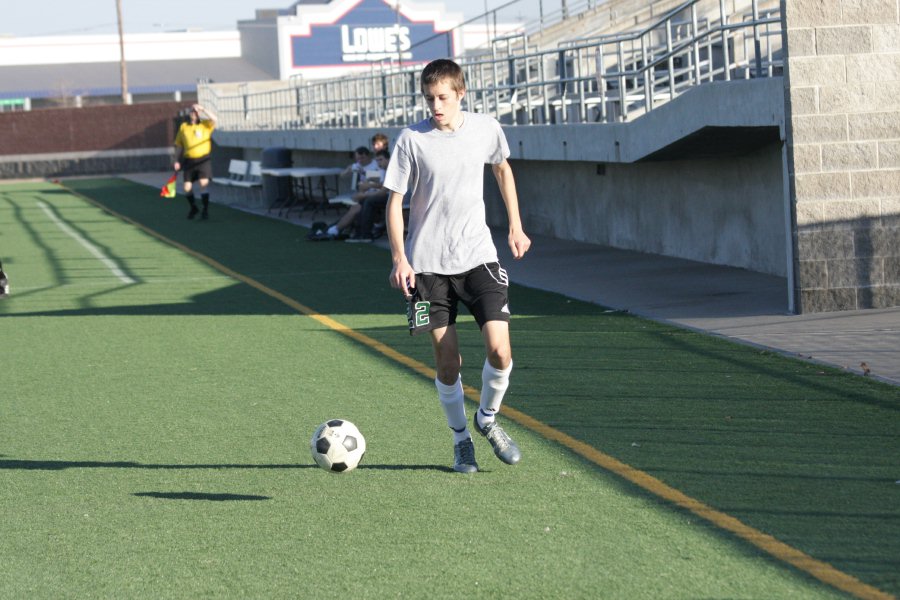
[38,201,136,284]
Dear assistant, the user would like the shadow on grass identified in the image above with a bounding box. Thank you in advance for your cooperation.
[1,178,603,320]
[134,491,271,501]
[0,283,298,318]
[1,191,141,294]
[0,459,452,473]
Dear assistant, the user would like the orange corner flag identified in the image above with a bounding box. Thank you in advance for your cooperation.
[160,173,177,198]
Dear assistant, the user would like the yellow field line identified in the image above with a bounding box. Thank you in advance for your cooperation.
[71,186,894,600]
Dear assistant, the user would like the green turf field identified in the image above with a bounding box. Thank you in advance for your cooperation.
[1,179,898,599]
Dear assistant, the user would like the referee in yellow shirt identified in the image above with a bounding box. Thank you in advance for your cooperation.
[174,104,217,220]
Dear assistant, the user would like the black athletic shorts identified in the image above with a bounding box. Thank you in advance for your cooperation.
[406,262,510,336]
[181,155,212,183]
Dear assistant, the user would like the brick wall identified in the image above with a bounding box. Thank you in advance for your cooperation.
[783,0,900,311]
[0,102,190,156]
[0,101,195,178]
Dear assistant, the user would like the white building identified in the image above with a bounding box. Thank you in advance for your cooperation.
[0,0,521,107]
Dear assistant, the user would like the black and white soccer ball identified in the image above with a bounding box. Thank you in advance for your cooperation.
[310,419,366,473]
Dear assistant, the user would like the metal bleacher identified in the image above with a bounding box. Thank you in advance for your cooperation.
[200,0,781,132]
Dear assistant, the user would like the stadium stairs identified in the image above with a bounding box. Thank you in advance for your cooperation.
[471,0,785,163]
[523,0,780,52]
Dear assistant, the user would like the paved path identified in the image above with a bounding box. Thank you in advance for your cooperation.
[496,231,900,386]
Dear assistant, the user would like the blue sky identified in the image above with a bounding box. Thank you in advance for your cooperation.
[0,0,550,37]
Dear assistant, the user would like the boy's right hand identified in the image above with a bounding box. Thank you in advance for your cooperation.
[390,257,416,298]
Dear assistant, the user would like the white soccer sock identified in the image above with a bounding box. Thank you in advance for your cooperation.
[436,376,469,443]
[478,359,512,429]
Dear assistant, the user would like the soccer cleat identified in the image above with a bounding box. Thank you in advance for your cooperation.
[453,438,478,473]
[187,205,199,220]
[201,207,209,220]
[474,415,521,465]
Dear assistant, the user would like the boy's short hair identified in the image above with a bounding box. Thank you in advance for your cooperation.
[421,59,465,93]
[371,133,389,148]
[354,146,372,157]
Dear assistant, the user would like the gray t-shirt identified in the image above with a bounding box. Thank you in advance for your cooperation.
[383,111,510,275]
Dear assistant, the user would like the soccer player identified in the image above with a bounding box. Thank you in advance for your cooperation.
[0,259,9,298]
[383,59,531,473]
[173,103,217,220]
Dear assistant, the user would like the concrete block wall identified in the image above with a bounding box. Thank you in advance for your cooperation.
[783,0,900,311]
[487,147,787,277]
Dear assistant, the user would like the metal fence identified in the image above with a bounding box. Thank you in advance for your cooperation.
[201,0,781,131]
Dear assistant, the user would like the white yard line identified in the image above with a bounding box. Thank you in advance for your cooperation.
[38,201,136,284]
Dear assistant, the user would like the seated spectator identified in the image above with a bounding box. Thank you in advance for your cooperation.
[316,149,389,241]
[348,150,392,243]
[341,146,375,180]
[371,132,389,154]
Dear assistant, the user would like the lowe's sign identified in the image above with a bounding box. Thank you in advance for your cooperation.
[340,23,412,62]
[290,0,456,67]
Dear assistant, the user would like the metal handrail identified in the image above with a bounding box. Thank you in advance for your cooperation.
[201,0,781,131]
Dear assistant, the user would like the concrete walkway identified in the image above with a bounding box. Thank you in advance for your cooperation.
[120,172,900,386]
[495,230,900,387]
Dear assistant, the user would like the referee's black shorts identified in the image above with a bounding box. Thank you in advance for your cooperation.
[181,155,212,183]
[406,262,510,336]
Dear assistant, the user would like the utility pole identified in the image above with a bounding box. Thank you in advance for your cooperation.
[116,0,129,104]
[396,1,402,66]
